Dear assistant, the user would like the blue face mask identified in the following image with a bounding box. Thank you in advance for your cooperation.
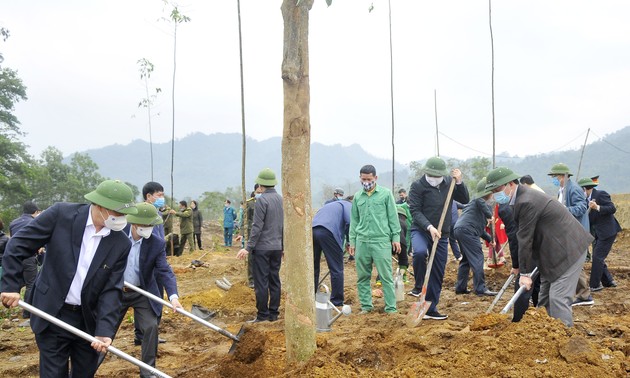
[493,191,511,205]
[551,177,560,187]
[255,193,262,199]
[153,197,165,208]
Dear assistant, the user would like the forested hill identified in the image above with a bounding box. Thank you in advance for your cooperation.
[503,126,630,194]
[82,126,630,202]
[83,132,409,202]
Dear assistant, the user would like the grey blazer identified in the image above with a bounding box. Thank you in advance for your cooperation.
[513,185,593,282]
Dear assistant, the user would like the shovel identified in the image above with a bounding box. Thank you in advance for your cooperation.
[487,216,505,269]
[486,273,515,313]
[123,282,243,353]
[406,177,456,327]
[17,300,172,378]
[500,267,539,314]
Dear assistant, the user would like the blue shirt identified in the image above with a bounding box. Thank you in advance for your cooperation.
[313,200,352,249]
[124,233,143,287]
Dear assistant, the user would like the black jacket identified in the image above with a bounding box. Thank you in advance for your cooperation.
[588,188,622,240]
[408,175,470,237]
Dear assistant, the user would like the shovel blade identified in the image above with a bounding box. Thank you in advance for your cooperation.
[406,298,432,327]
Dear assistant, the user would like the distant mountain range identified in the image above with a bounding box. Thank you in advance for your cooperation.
[77,126,630,202]
[80,132,409,203]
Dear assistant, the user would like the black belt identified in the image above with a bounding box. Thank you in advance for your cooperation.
[62,303,82,311]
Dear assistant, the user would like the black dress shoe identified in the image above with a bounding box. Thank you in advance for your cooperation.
[604,281,617,288]
[477,290,498,297]
[455,289,471,295]
[134,338,142,346]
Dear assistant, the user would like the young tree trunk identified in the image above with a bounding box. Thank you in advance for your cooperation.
[280,0,316,363]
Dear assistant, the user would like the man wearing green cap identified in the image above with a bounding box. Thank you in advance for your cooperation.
[1,179,137,376]
[407,156,469,320]
[485,167,593,327]
[453,178,497,297]
[100,203,183,378]
[236,168,284,322]
[547,163,593,306]
[578,177,621,291]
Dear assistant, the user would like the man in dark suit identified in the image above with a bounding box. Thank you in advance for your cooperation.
[486,167,594,327]
[102,202,182,377]
[8,200,41,325]
[1,179,137,377]
[578,177,622,291]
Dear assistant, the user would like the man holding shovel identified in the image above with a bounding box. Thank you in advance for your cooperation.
[485,167,593,326]
[1,179,137,377]
[101,202,182,378]
[407,157,469,320]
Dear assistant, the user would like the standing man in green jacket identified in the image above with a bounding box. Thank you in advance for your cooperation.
[170,200,193,255]
[349,164,401,314]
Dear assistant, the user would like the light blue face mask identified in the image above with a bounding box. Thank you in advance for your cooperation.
[255,193,262,199]
[551,177,561,187]
[153,197,165,208]
[493,191,510,205]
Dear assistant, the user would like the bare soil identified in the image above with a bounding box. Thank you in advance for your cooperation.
[1,222,629,377]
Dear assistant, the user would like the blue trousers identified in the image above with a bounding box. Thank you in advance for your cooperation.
[223,227,234,246]
[411,229,448,314]
[313,226,345,306]
[454,227,489,294]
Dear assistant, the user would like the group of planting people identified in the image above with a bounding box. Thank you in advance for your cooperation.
[309,157,621,328]
[0,159,621,377]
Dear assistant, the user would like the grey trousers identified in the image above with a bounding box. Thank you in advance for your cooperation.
[538,251,586,327]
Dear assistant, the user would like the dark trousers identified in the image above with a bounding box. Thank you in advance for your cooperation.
[194,232,203,250]
[135,282,164,342]
[22,255,38,318]
[253,249,282,320]
[513,273,540,322]
[589,234,616,288]
[223,227,234,247]
[411,230,448,314]
[448,225,462,259]
[111,291,158,378]
[313,226,345,306]
[454,227,488,294]
[35,306,99,378]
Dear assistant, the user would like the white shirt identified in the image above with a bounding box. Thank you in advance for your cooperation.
[65,206,111,305]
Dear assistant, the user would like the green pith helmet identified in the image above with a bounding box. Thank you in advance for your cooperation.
[476,177,492,198]
[548,163,573,177]
[485,167,521,191]
[84,179,137,214]
[577,177,597,188]
[256,168,277,186]
[126,202,163,225]
[423,156,448,177]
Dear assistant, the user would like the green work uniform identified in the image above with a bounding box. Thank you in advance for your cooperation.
[350,184,401,313]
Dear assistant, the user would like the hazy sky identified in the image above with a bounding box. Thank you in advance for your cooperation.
[2,0,630,165]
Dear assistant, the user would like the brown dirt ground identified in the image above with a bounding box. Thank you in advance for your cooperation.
[1,219,629,377]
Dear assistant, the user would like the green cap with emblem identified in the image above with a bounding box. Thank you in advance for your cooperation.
[423,156,449,177]
[126,202,163,225]
[476,177,493,198]
[84,179,137,214]
[256,168,277,186]
[548,163,573,176]
[577,177,597,188]
[485,167,521,191]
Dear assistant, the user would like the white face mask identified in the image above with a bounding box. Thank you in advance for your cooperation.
[101,210,127,231]
[136,226,154,239]
[425,175,444,187]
